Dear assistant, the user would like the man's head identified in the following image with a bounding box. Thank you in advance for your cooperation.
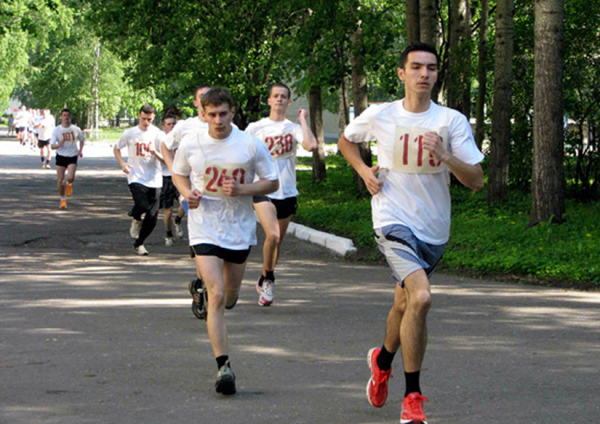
[162,114,177,134]
[201,88,235,140]
[268,83,292,114]
[138,104,156,131]
[60,109,72,126]
[193,84,212,120]
[397,42,439,95]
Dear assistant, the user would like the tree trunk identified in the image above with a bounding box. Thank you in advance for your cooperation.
[529,0,565,226]
[338,75,350,154]
[309,84,327,182]
[475,0,489,150]
[93,40,100,138]
[351,27,372,195]
[419,0,437,46]
[406,0,420,44]
[447,0,472,118]
[487,0,514,204]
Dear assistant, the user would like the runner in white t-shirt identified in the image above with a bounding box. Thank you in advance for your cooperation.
[36,109,55,169]
[14,106,31,145]
[172,88,278,396]
[339,43,484,424]
[114,104,166,256]
[50,109,85,209]
[245,83,317,306]
[159,113,183,247]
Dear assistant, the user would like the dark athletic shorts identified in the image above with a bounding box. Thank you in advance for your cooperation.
[16,127,25,133]
[38,139,50,148]
[190,244,251,265]
[253,196,298,220]
[160,176,179,209]
[55,154,78,167]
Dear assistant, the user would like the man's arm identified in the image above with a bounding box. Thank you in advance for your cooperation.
[171,173,202,209]
[161,142,175,172]
[222,177,279,197]
[422,131,484,192]
[298,109,317,152]
[113,145,132,174]
[338,134,383,195]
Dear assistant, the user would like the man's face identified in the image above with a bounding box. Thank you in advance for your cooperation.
[139,112,155,131]
[61,111,71,126]
[397,51,438,95]
[162,117,176,134]
[267,86,291,113]
[203,103,235,140]
[194,87,211,120]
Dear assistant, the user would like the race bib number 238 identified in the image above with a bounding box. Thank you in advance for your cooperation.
[392,126,448,173]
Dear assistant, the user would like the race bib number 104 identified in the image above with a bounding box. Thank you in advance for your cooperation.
[392,126,448,173]
[203,161,249,199]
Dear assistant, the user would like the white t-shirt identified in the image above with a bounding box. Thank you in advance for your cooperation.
[51,125,85,157]
[344,100,484,245]
[172,127,278,250]
[14,111,31,128]
[160,130,172,177]
[38,115,55,140]
[164,117,207,151]
[116,125,165,188]
[245,117,305,200]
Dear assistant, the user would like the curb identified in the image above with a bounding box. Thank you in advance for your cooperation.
[287,222,357,256]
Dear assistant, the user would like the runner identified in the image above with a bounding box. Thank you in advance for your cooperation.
[50,109,85,209]
[159,114,185,247]
[245,83,317,306]
[36,109,55,169]
[171,88,278,395]
[114,104,165,256]
[14,106,30,146]
[338,42,484,424]
[7,113,15,137]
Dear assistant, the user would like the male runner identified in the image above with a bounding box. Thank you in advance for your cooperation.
[114,104,165,256]
[36,109,55,169]
[50,109,85,209]
[159,114,185,246]
[14,106,30,145]
[172,88,278,395]
[339,42,484,424]
[245,83,317,306]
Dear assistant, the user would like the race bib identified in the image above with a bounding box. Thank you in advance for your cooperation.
[134,140,154,158]
[392,126,448,173]
[265,133,296,160]
[203,161,250,199]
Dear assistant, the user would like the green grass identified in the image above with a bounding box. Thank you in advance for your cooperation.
[296,155,600,288]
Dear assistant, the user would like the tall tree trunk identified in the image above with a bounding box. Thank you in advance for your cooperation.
[351,27,372,195]
[419,0,437,45]
[487,0,514,204]
[406,0,420,44]
[529,0,565,226]
[309,83,327,182]
[93,40,100,138]
[448,0,472,118]
[338,74,350,154]
[475,0,489,150]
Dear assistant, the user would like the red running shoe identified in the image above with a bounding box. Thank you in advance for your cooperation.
[400,392,429,424]
[366,347,392,408]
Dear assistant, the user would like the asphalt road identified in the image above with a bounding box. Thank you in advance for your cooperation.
[1,136,599,424]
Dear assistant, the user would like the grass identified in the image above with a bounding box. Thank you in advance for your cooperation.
[295,155,600,289]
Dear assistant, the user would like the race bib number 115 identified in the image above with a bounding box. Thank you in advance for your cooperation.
[392,126,448,173]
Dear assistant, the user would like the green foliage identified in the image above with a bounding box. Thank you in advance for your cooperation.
[296,157,600,286]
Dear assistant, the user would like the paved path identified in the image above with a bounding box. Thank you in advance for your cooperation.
[1,137,599,424]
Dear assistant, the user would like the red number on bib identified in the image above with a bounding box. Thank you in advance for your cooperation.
[205,166,220,192]
[284,134,293,153]
[233,168,246,184]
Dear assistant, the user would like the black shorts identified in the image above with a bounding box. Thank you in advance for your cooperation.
[160,176,179,209]
[16,127,25,133]
[253,196,298,220]
[38,139,50,148]
[190,244,251,264]
[55,154,78,167]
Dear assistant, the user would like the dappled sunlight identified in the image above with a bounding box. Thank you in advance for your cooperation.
[20,298,190,308]
[25,327,84,335]
[238,345,358,364]
[502,306,600,330]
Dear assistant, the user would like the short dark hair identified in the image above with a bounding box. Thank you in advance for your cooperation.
[60,108,71,116]
[201,88,234,110]
[399,42,439,69]
[269,83,291,99]
[162,114,177,123]
[194,85,212,100]
[139,104,156,115]
[162,104,182,119]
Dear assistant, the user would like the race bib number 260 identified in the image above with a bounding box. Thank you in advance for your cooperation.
[203,161,249,199]
[392,126,448,173]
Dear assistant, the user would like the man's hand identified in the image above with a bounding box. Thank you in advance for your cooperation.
[298,109,309,121]
[78,150,84,158]
[186,189,203,209]
[422,131,449,162]
[222,176,241,197]
[362,165,383,195]
[121,163,134,174]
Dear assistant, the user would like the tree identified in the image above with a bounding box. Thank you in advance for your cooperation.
[474,0,489,150]
[487,0,514,204]
[406,0,420,43]
[447,0,472,118]
[529,0,565,225]
[419,0,437,45]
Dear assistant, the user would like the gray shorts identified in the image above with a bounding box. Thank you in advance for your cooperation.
[374,224,446,287]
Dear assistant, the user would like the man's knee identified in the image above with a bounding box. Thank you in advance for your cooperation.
[409,289,432,314]
[265,229,280,246]
[207,288,226,310]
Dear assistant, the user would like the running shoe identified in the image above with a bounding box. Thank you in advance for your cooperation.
[215,362,236,395]
[400,392,429,424]
[174,221,184,238]
[45,163,51,169]
[257,279,274,306]
[366,347,392,408]
[130,219,142,239]
[189,279,207,320]
[41,163,45,169]
[59,199,67,209]
[66,183,73,197]
[134,245,149,256]
[165,237,174,247]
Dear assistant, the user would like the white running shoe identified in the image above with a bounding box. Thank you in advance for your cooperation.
[258,280,274,306]
[165,237,174,247]
[174,221,184,238]
[134,245,149,256]
[130,219,142,239]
